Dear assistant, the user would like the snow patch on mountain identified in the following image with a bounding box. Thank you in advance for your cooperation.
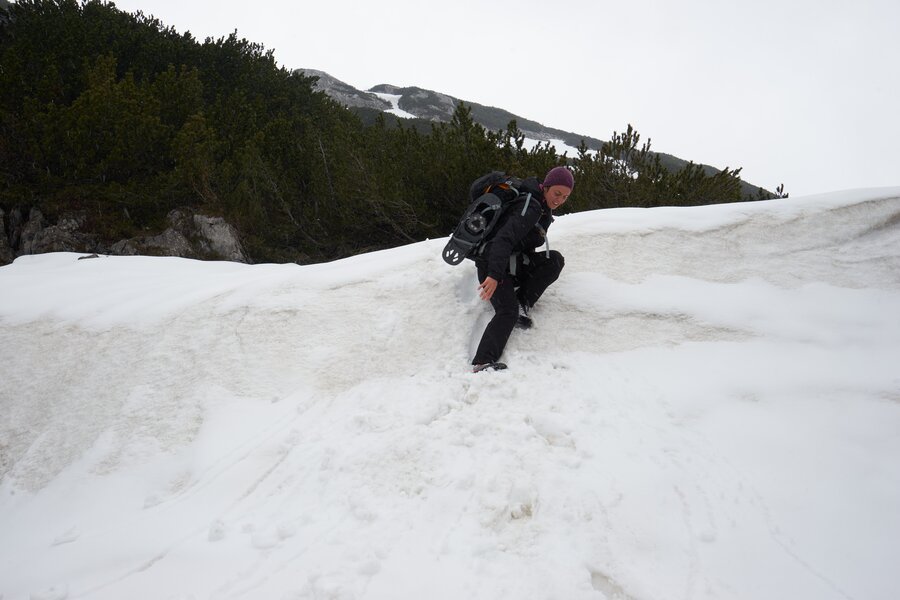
[371,92,417,119]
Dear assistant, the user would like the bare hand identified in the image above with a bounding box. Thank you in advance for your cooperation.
[478,277,498,301]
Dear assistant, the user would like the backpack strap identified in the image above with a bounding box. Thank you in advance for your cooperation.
[520,192,532,216]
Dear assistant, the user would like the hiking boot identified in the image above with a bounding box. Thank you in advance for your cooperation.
[472,362,508,373]
[517,302,533,329]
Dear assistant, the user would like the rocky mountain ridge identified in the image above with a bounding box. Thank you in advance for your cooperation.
[300,69,770,199]
[300,69,606,151]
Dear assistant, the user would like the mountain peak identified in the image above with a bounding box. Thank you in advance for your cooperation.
[300,70,603,148]
[298,68,391,113]
[299,69,769,197]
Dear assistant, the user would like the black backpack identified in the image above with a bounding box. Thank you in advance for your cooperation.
[442,172,529,265]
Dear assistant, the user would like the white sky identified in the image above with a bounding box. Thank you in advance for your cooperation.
[110,0,900,197]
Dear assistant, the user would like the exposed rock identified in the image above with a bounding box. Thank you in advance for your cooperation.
[110,208,248,263]
[166,208,193,235]
[0,0,10,24]
[4,206,101,260]
[299,68,392,112]
[3,204,248,264]
[0,208,14,265]
[18,207,46,255]
[27,211,98,255]
[111,227,194,258]
[191,214,247,262]
[7,206,24,249]
[368,84,457,122]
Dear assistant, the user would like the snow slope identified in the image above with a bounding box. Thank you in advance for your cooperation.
[370,92,417,120]
[1,189,900,600]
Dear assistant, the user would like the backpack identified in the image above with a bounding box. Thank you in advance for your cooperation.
[442,171,531,265]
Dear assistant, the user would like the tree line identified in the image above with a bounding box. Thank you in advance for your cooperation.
[1,0,762,264]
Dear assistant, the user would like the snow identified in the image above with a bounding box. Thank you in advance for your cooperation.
[371,92,417,119]
[358,94,586,157]
[2,188,900,600]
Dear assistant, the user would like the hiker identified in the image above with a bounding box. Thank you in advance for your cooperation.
[471,166,573,372]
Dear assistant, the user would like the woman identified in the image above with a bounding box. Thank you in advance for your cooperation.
[472,166,574,372]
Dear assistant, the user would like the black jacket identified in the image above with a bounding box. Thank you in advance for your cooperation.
[479,176,554,280]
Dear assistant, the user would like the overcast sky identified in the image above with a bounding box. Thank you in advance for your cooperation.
[110,0,899,197]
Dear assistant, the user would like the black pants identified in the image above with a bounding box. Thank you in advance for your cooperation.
[472,250,565,365]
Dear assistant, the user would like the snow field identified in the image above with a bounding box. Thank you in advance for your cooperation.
[1,188,900,599]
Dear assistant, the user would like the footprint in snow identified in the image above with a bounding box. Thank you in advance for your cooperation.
[247,522,298,549]
[526,414,576,449]
[208,519,227,542]
[51,526,81,546]
[507,481,538,521]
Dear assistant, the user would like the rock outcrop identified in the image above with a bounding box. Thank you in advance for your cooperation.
[110,226,194,258]
[0,208,15,265]
[18,208,98,256]
[0,206,249,266]
[112,209,248,262]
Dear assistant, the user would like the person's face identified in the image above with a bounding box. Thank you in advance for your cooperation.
[544,185,572,210]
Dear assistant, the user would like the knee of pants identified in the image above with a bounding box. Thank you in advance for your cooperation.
[549,250,564,271]
[496,310,518,329]
[492,300,519,322]
[488,307,519,332]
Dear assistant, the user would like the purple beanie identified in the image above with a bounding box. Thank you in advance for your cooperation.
[543,166,574,190]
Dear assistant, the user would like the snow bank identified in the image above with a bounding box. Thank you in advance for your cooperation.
[1,189,899,600]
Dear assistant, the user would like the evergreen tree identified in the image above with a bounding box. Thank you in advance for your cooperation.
[0,0,757,265]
